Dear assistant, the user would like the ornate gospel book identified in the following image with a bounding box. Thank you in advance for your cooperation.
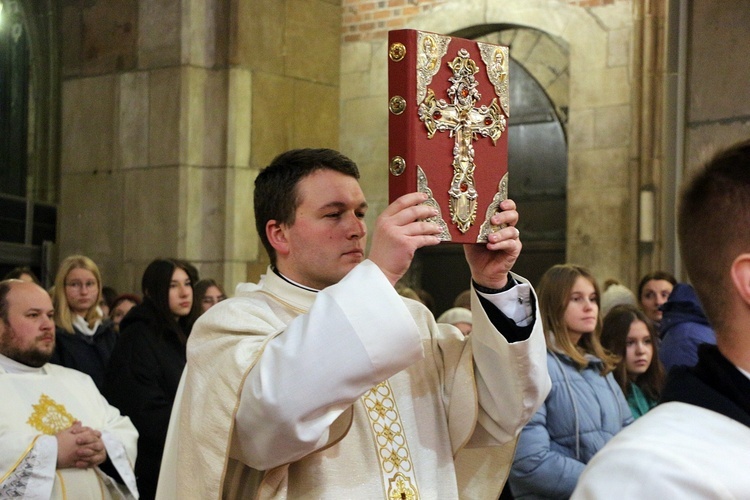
[388,29,510,243]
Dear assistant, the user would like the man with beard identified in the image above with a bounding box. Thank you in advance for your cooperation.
[0,279,139,499]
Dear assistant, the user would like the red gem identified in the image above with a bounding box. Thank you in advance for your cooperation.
[460,183,468,192]
[461,89,469,98]
[484,117,493,125]
[433,111,442,120]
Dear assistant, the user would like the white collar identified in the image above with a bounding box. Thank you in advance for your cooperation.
[0,352,47,374]
[73,314,101,336]
[737,364,750,383]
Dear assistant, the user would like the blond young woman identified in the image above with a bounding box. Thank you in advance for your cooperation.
[50,255,117,390]
[509,264,632,499]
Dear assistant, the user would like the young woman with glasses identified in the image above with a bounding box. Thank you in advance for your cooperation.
[50,254,118,390]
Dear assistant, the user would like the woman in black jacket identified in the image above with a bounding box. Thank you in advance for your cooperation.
[51,255,118,390]
[104,258,197,500]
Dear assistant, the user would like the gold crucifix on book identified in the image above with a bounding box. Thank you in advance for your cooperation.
[418,48,506,233]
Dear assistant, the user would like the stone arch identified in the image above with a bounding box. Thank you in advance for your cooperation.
[466,25,569,132]
[340,0,637,286]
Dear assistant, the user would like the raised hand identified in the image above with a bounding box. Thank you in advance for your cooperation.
[368,192,443,285]
[464,199,522,289]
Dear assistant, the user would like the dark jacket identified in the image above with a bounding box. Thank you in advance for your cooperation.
[50,320,118,391]
[104,300,188,500]
[659,284,716,371]
[661,343,750,428]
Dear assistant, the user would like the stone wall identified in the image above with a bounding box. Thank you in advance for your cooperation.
[684,1,750,170]
[58,0,342,293]
[52,0,750,294]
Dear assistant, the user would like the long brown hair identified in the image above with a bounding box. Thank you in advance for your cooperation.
[537,264,618,374]
[53,255,103,333]
[601,304,665,401]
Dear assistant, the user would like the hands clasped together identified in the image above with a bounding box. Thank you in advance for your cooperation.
[56,421,107,469]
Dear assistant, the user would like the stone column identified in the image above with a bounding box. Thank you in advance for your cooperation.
[59,0,256,293]
[58,0,341,293]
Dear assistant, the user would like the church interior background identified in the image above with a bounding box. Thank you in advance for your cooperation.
[1,0,749,316]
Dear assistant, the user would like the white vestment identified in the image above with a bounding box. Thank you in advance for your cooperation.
[157,260,550,499]
[572,402,750,499]
[0,357,139,499]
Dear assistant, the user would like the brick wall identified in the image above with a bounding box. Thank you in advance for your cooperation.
[342,0,619,41]
[342,0,447,42]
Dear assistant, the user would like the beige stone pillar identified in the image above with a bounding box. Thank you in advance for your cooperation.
[58,0,341,293]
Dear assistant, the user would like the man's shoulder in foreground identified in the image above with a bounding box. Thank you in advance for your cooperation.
[572,402,750,499]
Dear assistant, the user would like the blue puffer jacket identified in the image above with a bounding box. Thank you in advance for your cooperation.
[509,349,632,499]
[659,283,716,372]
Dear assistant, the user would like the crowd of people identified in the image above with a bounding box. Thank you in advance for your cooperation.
[2,139,748,499]
[1,258,226,498]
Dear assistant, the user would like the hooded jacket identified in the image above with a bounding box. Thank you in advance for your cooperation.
[509,349,632,499]
[659,283,716,371]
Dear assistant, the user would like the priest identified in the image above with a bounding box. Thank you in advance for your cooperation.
[157,148,550,499]
[0,279,139,499]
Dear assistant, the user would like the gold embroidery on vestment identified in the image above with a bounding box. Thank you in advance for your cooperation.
[27,394,76,435]
[362,381,419,499]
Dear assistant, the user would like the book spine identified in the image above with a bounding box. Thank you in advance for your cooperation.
[387,29,418,204]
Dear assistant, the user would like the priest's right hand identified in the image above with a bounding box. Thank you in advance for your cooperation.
[368,192,442,286]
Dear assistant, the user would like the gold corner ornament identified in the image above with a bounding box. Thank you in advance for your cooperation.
[390,156,406,176]
[389,95,406,115]
[416,31,450,105]
[418,48,506,234]
[417,165,451,241]
[389,42,406,62]
[477,42,510,117]
[27,394,76,435]
[477,172,509,242]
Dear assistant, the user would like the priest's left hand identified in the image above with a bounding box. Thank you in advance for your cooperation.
[464,199,522,290]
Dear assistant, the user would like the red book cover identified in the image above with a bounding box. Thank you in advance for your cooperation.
[388,29,510,243]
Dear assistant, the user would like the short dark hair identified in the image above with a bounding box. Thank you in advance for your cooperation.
[110,293,142,312]
[0,279,15,323]
[101,285,119,308]
[193,278,225,302]
[636,271,677,300]
[678,138,750,334]
[254,148,360,265]
[2,266,40,285]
